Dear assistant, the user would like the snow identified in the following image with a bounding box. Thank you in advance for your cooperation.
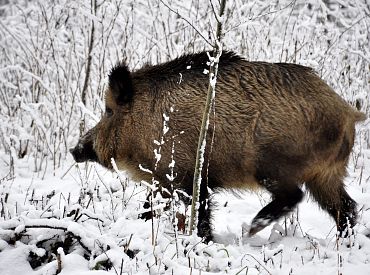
[139,164,153,175]
[2,154,370,274]
[0,243,35,275]
[1,0,369,274]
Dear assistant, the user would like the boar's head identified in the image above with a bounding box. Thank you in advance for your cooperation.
[70,63,140,170]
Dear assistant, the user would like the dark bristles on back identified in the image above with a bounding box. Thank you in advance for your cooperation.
[133,50,244,81]
[167,50,243,72]
[108,62,134,105]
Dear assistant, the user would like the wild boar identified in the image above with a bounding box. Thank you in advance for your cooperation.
[70,51,366,242]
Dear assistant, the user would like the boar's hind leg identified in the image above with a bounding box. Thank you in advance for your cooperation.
[306,178,357,237]
[249,180,304,236]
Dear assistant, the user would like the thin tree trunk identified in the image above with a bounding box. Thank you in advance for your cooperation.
[80,0,97,136]
[189,0,227,235]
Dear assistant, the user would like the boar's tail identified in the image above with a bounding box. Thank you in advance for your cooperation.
[353,110,367,122]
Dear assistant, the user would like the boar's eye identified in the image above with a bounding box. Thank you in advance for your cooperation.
[106,107,113,117]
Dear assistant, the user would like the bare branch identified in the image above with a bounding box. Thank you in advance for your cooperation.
[159,0,213,47]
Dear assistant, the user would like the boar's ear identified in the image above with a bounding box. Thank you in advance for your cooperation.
[108,63,134,105]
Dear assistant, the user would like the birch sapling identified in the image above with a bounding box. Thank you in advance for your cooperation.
[189,0,227,236]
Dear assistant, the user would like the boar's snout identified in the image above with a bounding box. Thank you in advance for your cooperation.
[70,132,98,163]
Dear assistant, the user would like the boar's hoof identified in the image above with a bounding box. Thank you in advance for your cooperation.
[248,218,272,237]
[198,222,213,243]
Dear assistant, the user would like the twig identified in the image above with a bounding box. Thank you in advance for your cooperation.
[279,0,296,62]
[124,234,133,253]
[60,163,75,180]
[225,0,296,33]
[56,249,62,274]
[319,15,369,71]
[241,253,272,275]
[159,0,213,47]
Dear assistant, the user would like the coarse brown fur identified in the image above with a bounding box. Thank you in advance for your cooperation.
[70,51,366,242]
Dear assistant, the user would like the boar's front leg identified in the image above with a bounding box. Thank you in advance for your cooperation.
[249,179,304,236]
[139,179,214,243]
[197,179,213,243]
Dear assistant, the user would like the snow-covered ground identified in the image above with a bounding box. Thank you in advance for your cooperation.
[1,0,369,274]
[0,142,370,275]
